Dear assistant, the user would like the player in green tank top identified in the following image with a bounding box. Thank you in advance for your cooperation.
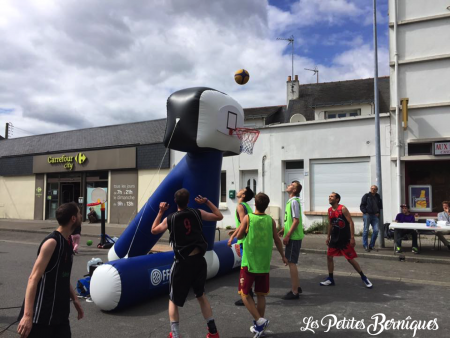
[228,187,254,306]
[236,193,287,337]
[278,180,304,300]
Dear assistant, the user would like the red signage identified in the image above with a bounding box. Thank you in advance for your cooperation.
[435,142,450,155]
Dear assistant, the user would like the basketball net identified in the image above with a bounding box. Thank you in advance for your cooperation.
[233,127,260,154]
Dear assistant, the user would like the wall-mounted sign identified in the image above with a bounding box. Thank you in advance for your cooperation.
[110,171,138,224]
[409,185,432,212]
[435,142,450,155]
[46,153,87,170]
[33,147,136,173]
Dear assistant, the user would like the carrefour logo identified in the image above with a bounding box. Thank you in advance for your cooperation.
[47,152,87,170]
[150,268,171,286]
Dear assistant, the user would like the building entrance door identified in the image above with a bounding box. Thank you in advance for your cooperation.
[242,170,258,210]
[284,169,305,217]
[61,183,81,205]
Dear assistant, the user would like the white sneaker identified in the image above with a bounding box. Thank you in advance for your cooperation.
[361,276,373,288]
[250,325,266,337]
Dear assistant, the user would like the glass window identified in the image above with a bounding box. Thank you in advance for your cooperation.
[246,179,257,193]
[286,161,304,169]
[408,143,432,156]
[405,160,450,213]
[326,109,361,119]
[220,172,226,203]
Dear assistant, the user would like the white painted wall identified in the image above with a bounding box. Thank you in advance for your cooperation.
[172,115,393,231]
[389,20,450,60]
[0,176,35,219]
[137,169,171,212]
[389,0,450,216]
[390,0,450,22]
[397,59,450,105]
[405,107,450,140]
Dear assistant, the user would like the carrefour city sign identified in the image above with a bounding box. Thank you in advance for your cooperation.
[47,153,87,170]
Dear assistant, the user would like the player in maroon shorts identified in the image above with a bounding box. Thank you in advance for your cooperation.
[320,192,373,288]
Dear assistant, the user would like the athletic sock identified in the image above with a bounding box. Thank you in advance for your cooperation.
[170,321,180,338]
[359,271,366,278]
[329,273,334,279]
[207,318,217,334]
[256,318,267,326]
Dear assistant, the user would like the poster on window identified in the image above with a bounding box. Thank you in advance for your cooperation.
[87,187,108,221]
[409,185,432,212]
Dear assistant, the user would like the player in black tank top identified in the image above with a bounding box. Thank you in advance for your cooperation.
[17,202,84,338]
[167,208,208,260]
[152,189,224,338]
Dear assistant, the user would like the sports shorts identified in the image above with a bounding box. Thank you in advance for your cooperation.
[327,242,358,260]
[28,320,71,338]
[169,253,207,307]
[238,266,269,296]
[285,239,302,264]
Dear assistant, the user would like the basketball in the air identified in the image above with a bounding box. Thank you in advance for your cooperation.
[234,69,250,85]
[86,240,93,246]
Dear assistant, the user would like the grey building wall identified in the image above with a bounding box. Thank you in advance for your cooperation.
[137,144,170,169]
[0,156,33,176]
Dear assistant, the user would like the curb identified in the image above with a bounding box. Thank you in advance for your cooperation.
[299,247,450,265]
[2,228,449,265]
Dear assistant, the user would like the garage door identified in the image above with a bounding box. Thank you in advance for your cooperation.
[311,159,370,213]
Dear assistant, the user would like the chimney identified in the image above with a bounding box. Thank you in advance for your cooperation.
[4,122,9,139]
[286,75,300,105]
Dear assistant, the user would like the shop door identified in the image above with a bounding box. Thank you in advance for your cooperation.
[61,183,81,204]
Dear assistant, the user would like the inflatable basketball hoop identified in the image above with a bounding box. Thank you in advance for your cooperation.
[232,127,260,154]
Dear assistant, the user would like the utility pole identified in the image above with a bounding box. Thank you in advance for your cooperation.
[5,122,9,139]
[373,0,384,248]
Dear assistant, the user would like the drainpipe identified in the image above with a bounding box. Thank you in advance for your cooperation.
[394,0,402,210]
[262,155,267,192]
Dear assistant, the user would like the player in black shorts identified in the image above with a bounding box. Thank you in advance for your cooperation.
[17,202,84,338]
[152,188,223,338]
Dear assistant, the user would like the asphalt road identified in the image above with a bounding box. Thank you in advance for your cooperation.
[1,231,449,338]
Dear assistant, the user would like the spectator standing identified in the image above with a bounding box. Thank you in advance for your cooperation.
[360,185,382,251]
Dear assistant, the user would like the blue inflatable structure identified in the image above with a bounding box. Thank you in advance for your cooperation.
[90,88,246,311]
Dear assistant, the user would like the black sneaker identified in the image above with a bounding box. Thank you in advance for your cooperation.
[364,246,370,252]
[234,298,244,306]
[282,291,299,300]
[369,246,374,251]
[235,289,254,306]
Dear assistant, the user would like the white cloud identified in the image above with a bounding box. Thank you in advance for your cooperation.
[0,0,389,138]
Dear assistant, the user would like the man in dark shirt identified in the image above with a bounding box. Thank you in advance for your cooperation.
[360,185,383,252]
[151,188,223,338]
[17,202,84,338]
[393,204,418,254]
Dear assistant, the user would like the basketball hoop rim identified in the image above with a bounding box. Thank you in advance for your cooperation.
[230,127,260,136]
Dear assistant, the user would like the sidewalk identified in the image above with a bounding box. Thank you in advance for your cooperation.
[1,218,449,264]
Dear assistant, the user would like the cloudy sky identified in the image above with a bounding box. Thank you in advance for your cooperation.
[0,0,389,138]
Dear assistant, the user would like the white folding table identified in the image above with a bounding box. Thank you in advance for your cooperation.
[389,223,450,252]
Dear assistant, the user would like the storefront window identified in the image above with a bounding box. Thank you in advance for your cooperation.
[405,160,450,214]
